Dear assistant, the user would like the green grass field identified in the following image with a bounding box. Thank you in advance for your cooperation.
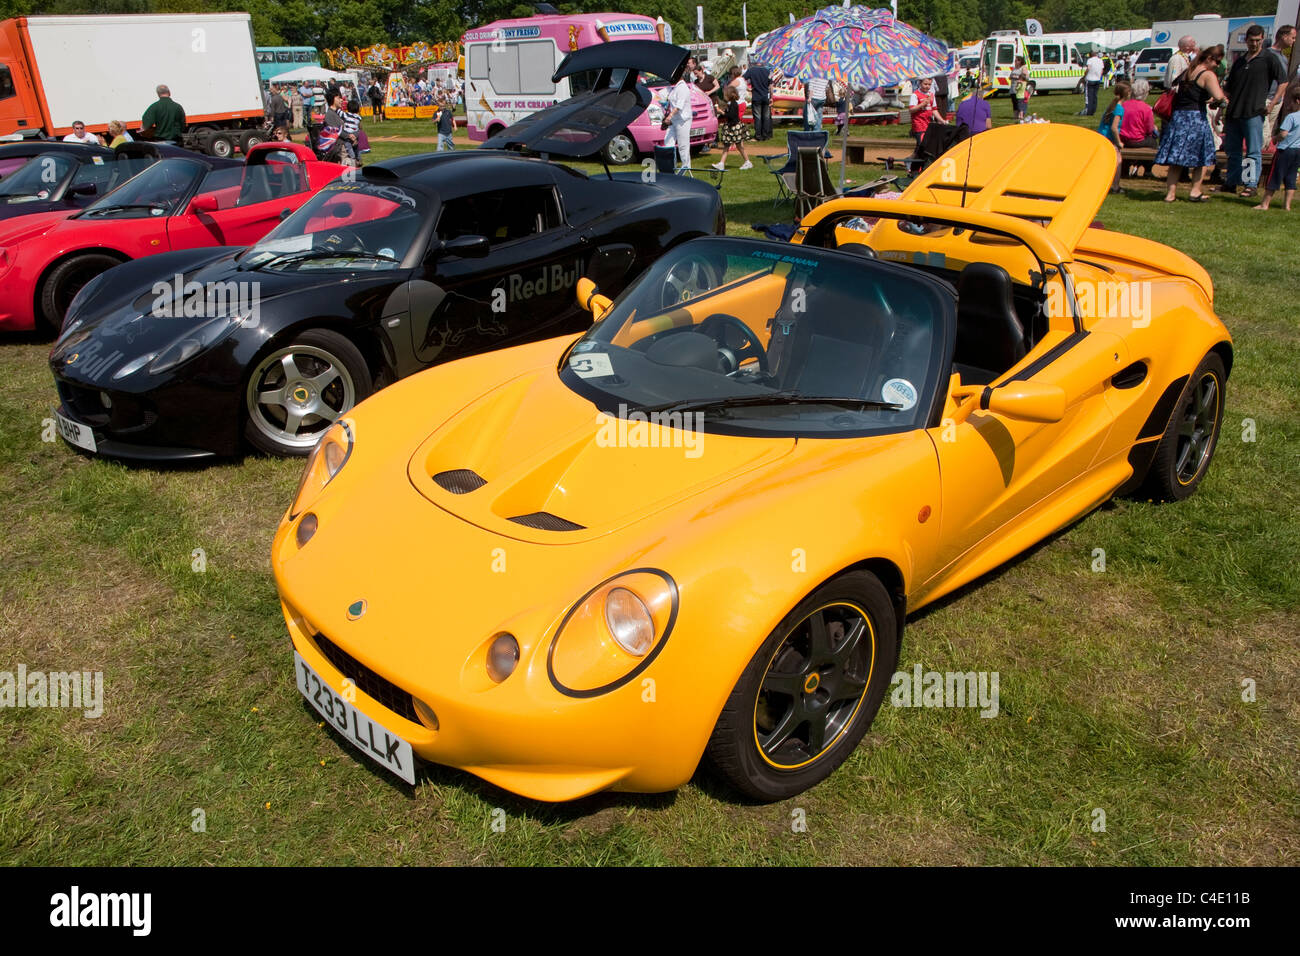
[1,92,1296,865]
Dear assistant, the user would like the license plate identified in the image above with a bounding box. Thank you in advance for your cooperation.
[691,127,706,136]
[294,651,415,784]
[55,410,96,453]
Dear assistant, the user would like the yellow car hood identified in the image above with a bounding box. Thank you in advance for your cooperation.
[406,367,797,543]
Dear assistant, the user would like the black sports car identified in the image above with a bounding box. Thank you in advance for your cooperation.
[49,40,725,460]
[0,141,192,222]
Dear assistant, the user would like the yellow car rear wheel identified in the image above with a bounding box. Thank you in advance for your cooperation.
[1140,352,1226,502]
[704,571,898,801]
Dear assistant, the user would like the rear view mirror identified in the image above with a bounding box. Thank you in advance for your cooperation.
[986,381,1065,423]
[576,277,612,320]
[946,377,1065,425]
[67,182,98,197]
[429,235,490,261]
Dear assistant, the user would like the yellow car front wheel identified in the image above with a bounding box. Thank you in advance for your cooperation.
[705,571,898,801]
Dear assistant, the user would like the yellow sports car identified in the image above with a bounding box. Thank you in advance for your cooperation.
[272,125,1232,801]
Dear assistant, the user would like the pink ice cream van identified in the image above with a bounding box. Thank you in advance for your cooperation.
[462,12,717,164]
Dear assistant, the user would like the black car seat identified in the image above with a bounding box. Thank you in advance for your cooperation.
[953,263,1026,385]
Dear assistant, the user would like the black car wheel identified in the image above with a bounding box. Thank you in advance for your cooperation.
[659,255,721,310]
[244,329,372,457]
[39,253,123,334]
[602,132,637,165]
[704,571,898,801]
[1140,352,1226,501]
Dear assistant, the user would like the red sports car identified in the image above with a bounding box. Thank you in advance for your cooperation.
[0,142,347,334]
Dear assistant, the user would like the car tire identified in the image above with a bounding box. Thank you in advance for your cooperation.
[207,133,234,159]
[243,328,373,457]
[38,253,124,335]
[704,570,899,801]
[602,132,636,165]
[240,130,265,154]
[1139,352,1226,502]
[659,253,722,310]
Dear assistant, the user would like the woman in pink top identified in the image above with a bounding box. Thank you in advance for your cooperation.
[1119,79,1158,147]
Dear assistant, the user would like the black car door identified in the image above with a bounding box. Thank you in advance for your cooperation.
[412,179,589,366]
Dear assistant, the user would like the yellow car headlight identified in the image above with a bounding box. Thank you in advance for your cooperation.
[548,569,678,697]
[289,420,353,520]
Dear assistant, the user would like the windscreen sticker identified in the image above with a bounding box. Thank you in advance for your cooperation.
[92,156,104,165]
[881,377,917,410]
[569,352,614,378]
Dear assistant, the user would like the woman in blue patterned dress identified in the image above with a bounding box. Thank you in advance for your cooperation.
[1156,44,1229,202]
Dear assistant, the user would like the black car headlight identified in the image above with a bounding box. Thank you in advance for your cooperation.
[148,312,249,375]
[58,272,113,342]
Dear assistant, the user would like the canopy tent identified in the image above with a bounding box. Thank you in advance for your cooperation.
[1111,38,1151,52]
[264,65,352,85]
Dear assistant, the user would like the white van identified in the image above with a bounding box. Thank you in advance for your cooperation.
[1132,46,1177,88]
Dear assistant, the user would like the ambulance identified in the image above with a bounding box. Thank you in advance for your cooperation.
[979,31,1086,95]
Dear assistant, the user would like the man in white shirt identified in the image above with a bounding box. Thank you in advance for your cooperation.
[663,75,694,170]
[1078,52,1104,115]
[1165,35,1197,90]
[62,121,101,145]
[805,74,829,130]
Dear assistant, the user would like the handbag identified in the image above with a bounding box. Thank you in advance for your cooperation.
[1153,70,1184,121]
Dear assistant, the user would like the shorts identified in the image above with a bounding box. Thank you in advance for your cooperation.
[1266,147,1299,190]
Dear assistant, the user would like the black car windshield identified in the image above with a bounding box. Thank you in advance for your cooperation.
[80,158,205,217]
[559,238,953,438]
[240,181,426,272]
[0,152,76,202]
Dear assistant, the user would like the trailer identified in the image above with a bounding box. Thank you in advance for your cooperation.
[0,13,267,157]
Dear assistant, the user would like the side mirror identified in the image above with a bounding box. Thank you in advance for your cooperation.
[576,277,612,320]
[428,235,490,262]
[945,377,1065,425]
[190,193,219,214]
[67,182,98,197]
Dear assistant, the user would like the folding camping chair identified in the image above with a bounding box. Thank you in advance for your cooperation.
[762,130,830,206]
[878,121,970,182]
[792,146,898,219]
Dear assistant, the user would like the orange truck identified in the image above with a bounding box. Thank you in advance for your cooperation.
[0,13,269,157]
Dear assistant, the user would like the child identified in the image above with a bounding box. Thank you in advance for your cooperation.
[1010,57,1030,120]
[711,86,752,171]
[1254,90,1300,211]
[1098,80,1130,193]
[435,97,455,152]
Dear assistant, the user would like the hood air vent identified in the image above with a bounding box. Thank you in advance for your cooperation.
[507,512,585,532]
[433,469,487,494]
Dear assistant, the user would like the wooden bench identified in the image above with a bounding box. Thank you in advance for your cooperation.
[1121,146,1275,184]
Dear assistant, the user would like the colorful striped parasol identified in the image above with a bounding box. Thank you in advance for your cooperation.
[751,5,953,89]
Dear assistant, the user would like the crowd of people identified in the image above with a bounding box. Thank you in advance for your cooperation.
[40,25,1298,205]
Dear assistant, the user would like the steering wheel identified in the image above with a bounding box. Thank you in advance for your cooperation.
[698,312,768,373]
[322,229,367,253]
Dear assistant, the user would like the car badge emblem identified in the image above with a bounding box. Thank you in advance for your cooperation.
[680,290,692,302]
[346,600,367,620]
[65,352,79,365]
[778,320,794,335]
[292,386,310,403]
[803,673,821,694]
